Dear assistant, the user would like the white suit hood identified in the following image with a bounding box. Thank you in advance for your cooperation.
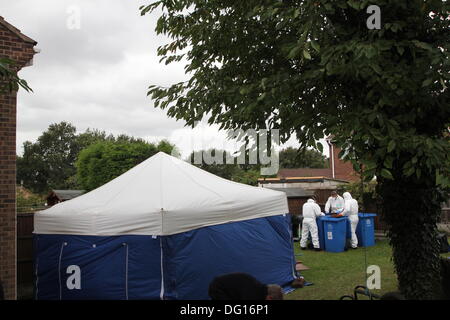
[302,199,324,219]
[342,192,358,216]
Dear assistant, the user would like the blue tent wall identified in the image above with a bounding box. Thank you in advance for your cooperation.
[34,214,296,300]
[34,234,162,300]
[161,214,296,300]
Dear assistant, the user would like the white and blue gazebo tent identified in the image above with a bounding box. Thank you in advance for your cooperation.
[33,152,297,300]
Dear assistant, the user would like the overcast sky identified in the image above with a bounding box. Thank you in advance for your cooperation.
[3,0,328,158]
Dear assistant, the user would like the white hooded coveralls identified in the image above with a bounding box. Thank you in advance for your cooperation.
[300,199,325,249]
[342,192,359,248]
[325,195,345,214]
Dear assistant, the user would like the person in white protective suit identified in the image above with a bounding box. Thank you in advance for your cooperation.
[300,196,325,251]
[342,192,359,249]
[325,191,345,214]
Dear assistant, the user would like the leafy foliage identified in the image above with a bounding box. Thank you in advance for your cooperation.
[336,179,378,211]
[188,149,240,180]
[187,149,261,185]
[76,140,174,191]
[17,122,81,194]
[142,0,449,185]
[142,0,450,299]
[16,186,45,213]
[17,122,165,194]
[231,168,261,186]
[279,147,328,168]
[0,57,32,93]
[378,177,445,299]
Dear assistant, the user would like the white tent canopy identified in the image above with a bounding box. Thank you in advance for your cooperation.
[34,152,288,236]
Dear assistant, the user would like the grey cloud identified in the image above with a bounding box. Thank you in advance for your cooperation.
[2,0,188,154]
[4,1,315,157]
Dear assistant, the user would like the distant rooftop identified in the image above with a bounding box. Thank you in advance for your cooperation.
[262,187,314,198]
[277,168,332,179]
[258,176,349,184]
[48,190,85,201]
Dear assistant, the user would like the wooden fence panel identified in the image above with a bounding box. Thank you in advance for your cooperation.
[17,212,35,300]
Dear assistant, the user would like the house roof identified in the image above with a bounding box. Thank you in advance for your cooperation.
[48,190,85,201]
[262,187,314,198]
[0,16,37,45]
[258,176,349,184]
[277,168,332,179]
[286,177,349,183]
[258,167,349,183]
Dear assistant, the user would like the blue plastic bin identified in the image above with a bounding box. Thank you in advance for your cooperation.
[316,216,326,250]
[322,217,347,253]
[356,213,377,247]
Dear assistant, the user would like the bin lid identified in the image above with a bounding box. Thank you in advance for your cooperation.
[358,213,377,217]
[322,216,348,222]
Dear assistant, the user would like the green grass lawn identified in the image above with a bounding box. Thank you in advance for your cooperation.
[285,239,450,300]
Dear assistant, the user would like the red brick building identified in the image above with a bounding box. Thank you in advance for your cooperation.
[325,137,359,182]
[258,139,359,216]
[273,139,359,183]
[0,16,37,300]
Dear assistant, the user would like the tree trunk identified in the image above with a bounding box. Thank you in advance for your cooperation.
[377,173,443,299]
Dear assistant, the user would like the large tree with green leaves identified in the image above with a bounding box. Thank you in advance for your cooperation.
[17,122,81,193]
[17,122,157,193]
[142,0,450,299]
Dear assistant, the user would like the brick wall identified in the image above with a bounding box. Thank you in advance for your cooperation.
[287,198,309,215]
[328,143,359,182]
[0,19,36,300]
